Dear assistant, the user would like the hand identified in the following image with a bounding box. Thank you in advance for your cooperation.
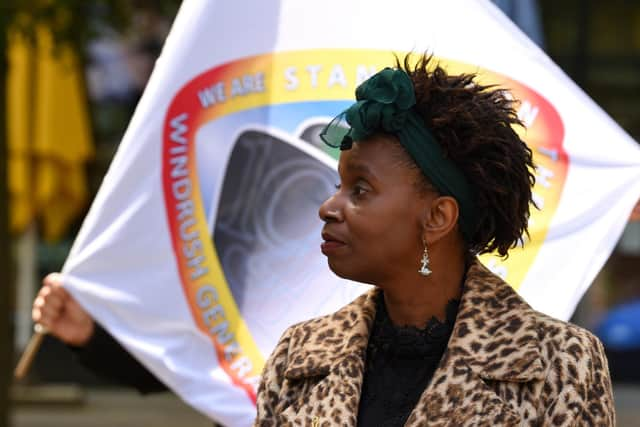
[32,273,95,347]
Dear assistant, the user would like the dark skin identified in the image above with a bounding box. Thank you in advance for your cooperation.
[319,134,467,327]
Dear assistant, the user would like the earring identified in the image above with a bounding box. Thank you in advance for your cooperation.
[418,242,432,276]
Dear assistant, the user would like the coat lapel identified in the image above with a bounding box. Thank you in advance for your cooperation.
[279,291,377,426]
[406,261,547,426]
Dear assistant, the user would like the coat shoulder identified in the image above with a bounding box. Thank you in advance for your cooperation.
[531,307,606,365]
[254,291,374,426]
[526,308,615,425]
[282,290,374,352]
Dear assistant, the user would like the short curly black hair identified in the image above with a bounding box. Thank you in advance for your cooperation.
[398,54,536,257]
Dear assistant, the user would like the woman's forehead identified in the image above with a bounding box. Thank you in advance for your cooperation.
[338,137,414,179]
[338,140,383,173]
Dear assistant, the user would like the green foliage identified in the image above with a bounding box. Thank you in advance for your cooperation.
[2,0,181,52]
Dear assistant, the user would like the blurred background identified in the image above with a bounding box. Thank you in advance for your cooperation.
[1,0,639,426]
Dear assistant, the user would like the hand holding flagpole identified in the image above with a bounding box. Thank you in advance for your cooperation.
[15,273,95,379]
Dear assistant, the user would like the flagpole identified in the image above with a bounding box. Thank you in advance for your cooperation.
[0,10,16,427]
[14,325,46,380]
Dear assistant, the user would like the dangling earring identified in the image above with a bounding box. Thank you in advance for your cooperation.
[418,240,432,276]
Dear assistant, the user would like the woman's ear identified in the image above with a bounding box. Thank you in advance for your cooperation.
[422,196,460,244]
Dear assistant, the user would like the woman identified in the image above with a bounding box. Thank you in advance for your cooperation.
[254,55,615,426]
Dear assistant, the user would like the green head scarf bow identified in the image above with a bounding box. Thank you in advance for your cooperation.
[320,67,477,241]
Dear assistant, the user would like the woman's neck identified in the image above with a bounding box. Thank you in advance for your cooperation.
[380,245,467,328]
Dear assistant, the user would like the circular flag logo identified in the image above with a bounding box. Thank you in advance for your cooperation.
[161,49,565,400]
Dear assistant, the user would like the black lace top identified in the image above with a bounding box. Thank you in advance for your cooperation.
[357,292,459,427]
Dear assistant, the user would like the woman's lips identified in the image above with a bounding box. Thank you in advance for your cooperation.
[321,231,346,255]
[320,240,346,254]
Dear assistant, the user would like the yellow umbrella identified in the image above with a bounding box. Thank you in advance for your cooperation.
[7,25,94,242]
[7,29,34,234]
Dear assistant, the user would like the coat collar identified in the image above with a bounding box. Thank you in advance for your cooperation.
[447,259,545,382]
[280,259,547,425]
[283,258,545,383]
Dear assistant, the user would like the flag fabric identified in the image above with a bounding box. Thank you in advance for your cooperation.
[7,25,94,241]
[61,0,640,425]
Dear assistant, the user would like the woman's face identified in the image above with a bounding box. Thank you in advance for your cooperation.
[318,134,433,285]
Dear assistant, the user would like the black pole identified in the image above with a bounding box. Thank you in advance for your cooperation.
[0,6,16,427]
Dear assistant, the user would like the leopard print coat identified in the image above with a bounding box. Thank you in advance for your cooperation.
[254,259,615,426]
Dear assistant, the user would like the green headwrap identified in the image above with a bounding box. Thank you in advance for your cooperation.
[320,67,477,241]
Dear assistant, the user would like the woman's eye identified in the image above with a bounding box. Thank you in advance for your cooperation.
[334,183,341,190]
[352,185,368,197]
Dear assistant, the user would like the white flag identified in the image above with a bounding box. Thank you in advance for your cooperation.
[62,0,640,424]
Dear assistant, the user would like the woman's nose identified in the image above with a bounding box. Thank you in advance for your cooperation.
[318,193,343,223]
